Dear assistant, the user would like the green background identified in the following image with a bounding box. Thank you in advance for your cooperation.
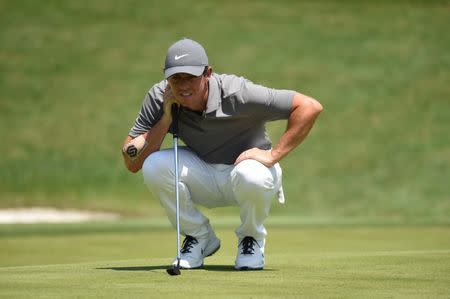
[1,0,449,222]
[1,2,449,298]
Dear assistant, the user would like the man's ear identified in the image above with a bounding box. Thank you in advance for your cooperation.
[204,66,213,78]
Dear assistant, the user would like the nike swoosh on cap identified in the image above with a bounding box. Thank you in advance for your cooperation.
[174,54,189,60]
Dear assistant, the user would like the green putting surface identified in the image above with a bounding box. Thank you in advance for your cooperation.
[1,222,449,298]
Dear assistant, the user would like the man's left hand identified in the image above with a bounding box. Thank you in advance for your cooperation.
[234,148,277,168]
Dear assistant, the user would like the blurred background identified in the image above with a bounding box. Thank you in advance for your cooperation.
[1,0,448,223]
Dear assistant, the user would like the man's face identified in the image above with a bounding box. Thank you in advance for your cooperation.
[168,68,211,111]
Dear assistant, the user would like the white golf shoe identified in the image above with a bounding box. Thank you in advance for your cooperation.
[235,236,265,270]
[172,233,221,269]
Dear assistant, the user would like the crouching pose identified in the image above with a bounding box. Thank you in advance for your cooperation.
[122,38,323,270]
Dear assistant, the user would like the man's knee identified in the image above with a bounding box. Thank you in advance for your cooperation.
[142,150,173,186]
[231,160,277,198]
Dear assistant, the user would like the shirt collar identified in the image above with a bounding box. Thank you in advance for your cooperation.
[205,73,220,114]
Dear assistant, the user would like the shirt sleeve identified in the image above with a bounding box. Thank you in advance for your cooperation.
[239,79,295,121]
[128,80,167,138]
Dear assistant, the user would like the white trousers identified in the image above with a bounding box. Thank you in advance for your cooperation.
[142,147,283,241]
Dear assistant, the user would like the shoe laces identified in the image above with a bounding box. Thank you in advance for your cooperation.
[181,235,198,254]
[239,236,259,255]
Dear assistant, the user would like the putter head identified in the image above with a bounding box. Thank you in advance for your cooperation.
[166,266,181,276]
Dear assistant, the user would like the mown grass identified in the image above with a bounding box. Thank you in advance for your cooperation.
[1,222,449,298]
[0,1,449,221]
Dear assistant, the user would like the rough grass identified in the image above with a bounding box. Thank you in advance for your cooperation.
[0,1,449,221]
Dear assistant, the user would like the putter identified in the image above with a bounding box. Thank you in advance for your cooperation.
[167,103,181,276]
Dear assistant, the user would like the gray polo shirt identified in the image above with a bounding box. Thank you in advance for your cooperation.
[129,73,295,165]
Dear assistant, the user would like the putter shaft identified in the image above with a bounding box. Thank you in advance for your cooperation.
[174,135,180,268]
[168,103,181,275]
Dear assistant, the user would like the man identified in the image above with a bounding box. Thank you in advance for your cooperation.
[122,38,323,270]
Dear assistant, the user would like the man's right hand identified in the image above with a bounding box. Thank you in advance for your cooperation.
[122,85,178,173]
[162,85,178,123]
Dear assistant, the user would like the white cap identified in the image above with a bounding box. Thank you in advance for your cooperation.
[164,38,209,79]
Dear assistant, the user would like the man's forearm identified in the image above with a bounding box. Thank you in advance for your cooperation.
[234,93,323,168]
[123,116,172,173]
[271,93,323,163]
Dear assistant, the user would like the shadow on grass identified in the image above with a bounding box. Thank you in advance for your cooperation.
[97,265,166,271]
[97,265,276,272]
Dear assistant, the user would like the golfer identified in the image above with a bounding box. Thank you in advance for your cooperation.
[122,38,323,270]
